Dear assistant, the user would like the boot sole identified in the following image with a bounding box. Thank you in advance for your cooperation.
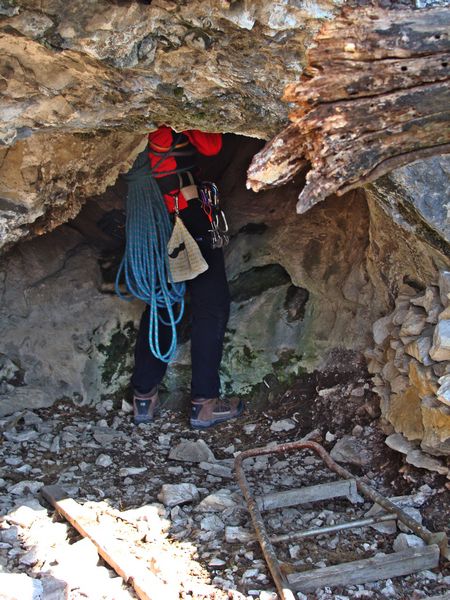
[190,401,244,429]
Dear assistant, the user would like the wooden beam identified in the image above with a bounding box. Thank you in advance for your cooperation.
[247,7,450,212]
[287,545,440,592]
[41,485,178,600]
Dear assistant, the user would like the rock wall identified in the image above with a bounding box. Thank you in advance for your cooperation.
[0,0,342,249]
[365,275,450,469]
[364,156,450,463]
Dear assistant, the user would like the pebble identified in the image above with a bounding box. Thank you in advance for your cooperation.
[158,483,200,507]
[200,515,225,532]
[225,526,254,543]
[330,435,371,466]
[270,419,296,432]
[199,461,233,479]
[393,533,426,551]
[119,466,147,476]
[169,439,216,463]
[196,491,237,512]
[95,453,113,467]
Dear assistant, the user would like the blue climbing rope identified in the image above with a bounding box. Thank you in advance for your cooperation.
[115,149,185,363]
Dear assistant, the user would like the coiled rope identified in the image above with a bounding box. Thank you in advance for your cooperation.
[115,148,185,363]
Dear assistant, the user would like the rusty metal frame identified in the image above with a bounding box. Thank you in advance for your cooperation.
[234,440,448,600]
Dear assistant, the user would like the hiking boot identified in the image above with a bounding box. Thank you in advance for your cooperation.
[190,397,244,429]
[133,387,159,424]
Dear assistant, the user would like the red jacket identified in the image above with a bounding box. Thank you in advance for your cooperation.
[148,126,222,212]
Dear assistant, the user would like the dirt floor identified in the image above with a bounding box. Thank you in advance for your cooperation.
[1,367,449,599]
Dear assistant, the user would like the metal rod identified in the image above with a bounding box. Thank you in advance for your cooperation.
[269,512,398,544]
[235,451,296,600]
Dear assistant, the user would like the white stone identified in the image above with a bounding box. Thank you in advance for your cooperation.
[225,526,254,543]
[169,439,216,463]
[404,336,434,366]
[270,419,295,432]
[373,315,393,346]
[399,307,427,337]
[330,435,371,466]
[437,374,450,406]
[429,320,450,362]
[244,424,257,434]
[405,449,449,475]
[438,271,450,307]
[196,491,237,512]
[209,557,226,568]
[7,503,47,528]
[8,480,42,496]
[95,453,113,467]
[393,533,426,552]
[118,466,147,476]
[385,433,417,455]
[198,461,233,479]
[157,483,199,507]
[200,514,225,532]
[0,573,43,600]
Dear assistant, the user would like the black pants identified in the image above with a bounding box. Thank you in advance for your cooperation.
[131,200,231,399]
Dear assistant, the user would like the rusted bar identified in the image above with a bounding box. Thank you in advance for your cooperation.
[269,512,398,544]
[235,440,449,599]
[235,441,448,558]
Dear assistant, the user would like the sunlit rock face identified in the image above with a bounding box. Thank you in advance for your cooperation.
[0,0,342,248]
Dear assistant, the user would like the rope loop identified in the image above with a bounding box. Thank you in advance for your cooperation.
[115,148,185,363]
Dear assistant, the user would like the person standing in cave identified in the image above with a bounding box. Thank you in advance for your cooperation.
[122,125,244,428]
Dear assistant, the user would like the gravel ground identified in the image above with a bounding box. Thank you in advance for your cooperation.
[1,371,449,599]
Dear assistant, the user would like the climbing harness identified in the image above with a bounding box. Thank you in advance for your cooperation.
[115,137,186,363]
[199,181,229,249]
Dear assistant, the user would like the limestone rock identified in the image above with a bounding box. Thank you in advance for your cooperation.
[169,439,216,464]
[420,396,450,456]
[385,387,424,442]
[385,433,417,455]
[0,573,43,600]
[393,533,426,552]
[0,0,345,248]
[429,320,450,362]
[438,271,450,307]
[196,491,237,513]
[330,435,371,466]
[399,307,427,337]
[408,361,438,399]
[437,375,450,407]
[404,337,434,366]
[405,449,449,475]
[270,419,296,432]
[372,315,394,346]
[158,483,200,507]
[411,286,441,314]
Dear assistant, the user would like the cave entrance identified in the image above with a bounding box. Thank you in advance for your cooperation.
[50,132,373,414]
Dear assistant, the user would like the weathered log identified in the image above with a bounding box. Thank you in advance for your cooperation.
[247,7,450,213]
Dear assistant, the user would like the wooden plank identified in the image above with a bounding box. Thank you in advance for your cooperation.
[287,545,440,592]
[256,479,360,511]
[41,485,178,600]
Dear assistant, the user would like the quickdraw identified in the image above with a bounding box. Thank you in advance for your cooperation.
[199,181,229,249]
